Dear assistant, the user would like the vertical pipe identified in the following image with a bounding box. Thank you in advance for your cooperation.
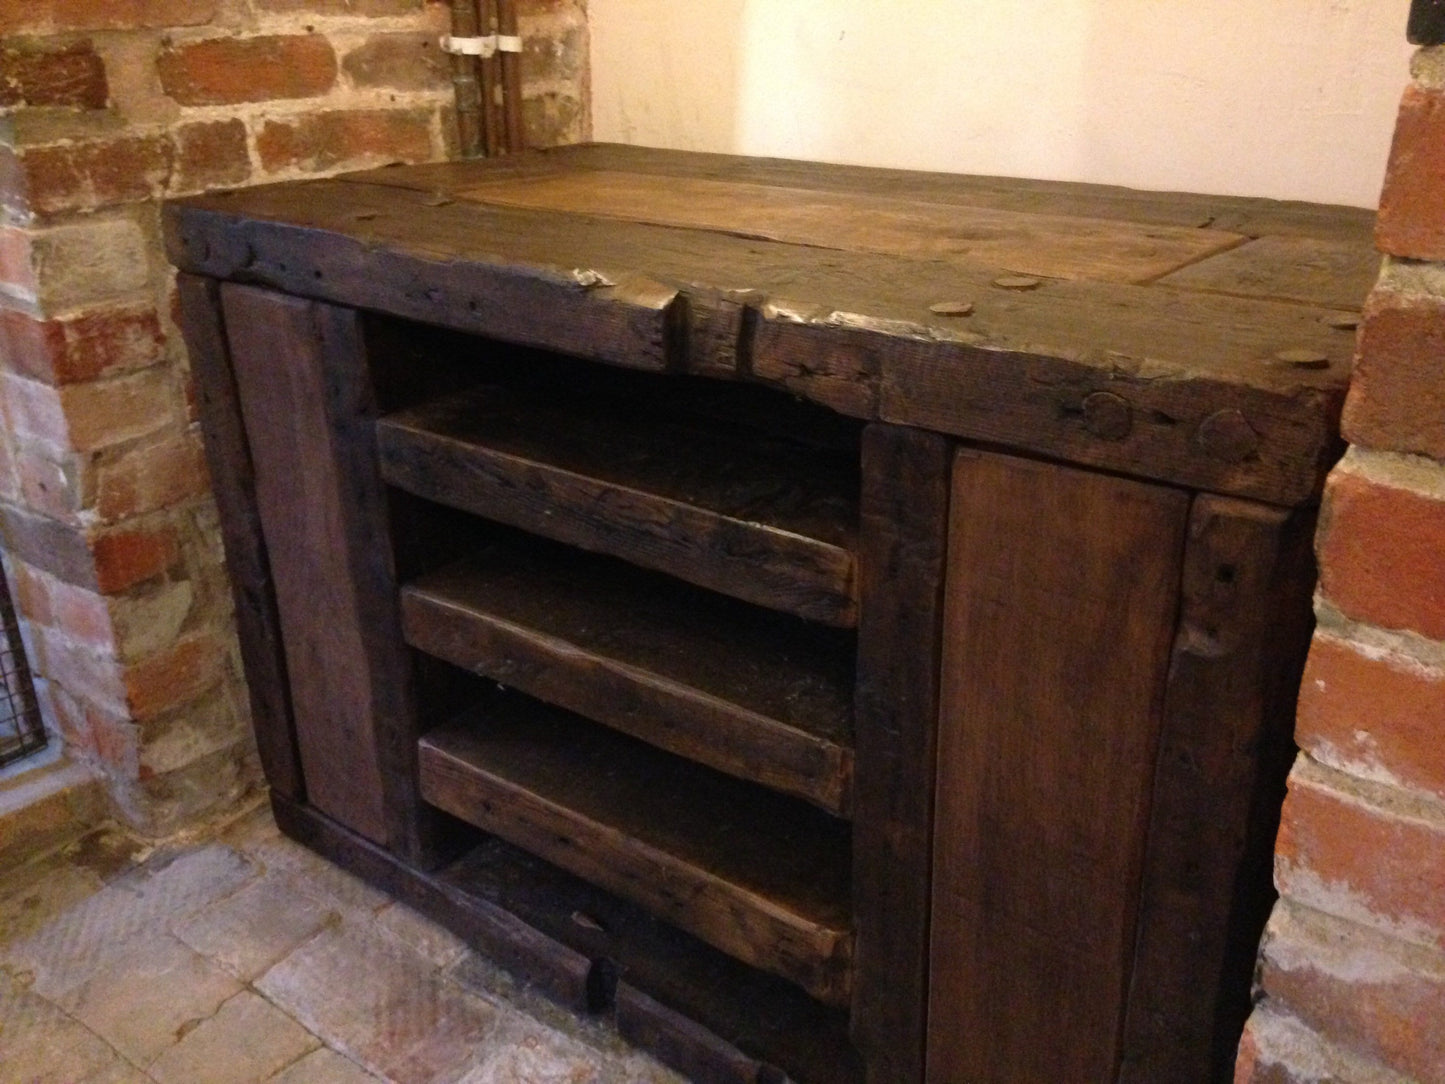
[477,0,503,157]
[497,0,525,153]
[449,0,483,156]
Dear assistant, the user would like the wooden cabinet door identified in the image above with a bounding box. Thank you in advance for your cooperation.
[928,449,1189,1084]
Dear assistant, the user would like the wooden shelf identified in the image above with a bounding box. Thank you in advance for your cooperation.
[376,384,860,626]
[418,695,854,1006]
[401,540,855,816]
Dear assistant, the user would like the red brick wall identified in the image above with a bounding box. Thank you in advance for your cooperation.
[1237,43,1445,1084]
[0,0,588,835]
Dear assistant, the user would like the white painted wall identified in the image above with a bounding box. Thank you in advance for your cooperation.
[590,0,1413,208]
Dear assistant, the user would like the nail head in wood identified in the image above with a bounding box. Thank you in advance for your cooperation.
[929,300,975,317]
[1082,391,1133,441]
[992,275,1042,291]
[1197,409,1260,463]
[1322,314,1360,331]
[1272,348,1331,370]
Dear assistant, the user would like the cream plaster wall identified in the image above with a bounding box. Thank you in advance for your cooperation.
[590,0,1413,207]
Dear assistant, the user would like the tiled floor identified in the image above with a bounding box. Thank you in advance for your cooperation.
[0,800,686,1084]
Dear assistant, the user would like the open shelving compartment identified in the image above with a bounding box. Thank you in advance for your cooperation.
[366,314,869,1082]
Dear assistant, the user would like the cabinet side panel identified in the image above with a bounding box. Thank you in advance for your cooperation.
[928,450,1188,1084]
[851,423,952,1084]
[221,284,413,850]
[1119,498,1315,1084]
[176,273,303,800]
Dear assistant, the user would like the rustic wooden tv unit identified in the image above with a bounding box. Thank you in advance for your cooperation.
[167,145,1375,1084]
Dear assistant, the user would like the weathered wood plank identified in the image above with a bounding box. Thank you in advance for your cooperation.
[221,284,428,859]
[377,384,859,626]
[176,274,302,800]
[928,449,1189,1084]
[439,835,863,1084]
[346,143,1377,246]
[614,985,774,1084]
[401,541,855,815]
[1118,498,1316,1084]
[459,169,1245,284]
[418,696,854,1005]
[850,424,952,1084]
[1157,235,1379,310]
[167,178,1349,502]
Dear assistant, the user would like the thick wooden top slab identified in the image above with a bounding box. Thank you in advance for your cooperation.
[165,143,1373,504]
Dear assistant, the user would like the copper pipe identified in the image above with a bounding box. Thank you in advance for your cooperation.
[449,0,483,156]
[476,0,503,157]
[496,0,525,153]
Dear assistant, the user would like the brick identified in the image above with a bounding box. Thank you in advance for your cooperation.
[5,217,152,313]
[522,90,585,151]
[92,522,180,593]
[171,119,251,194]
[158,35,337,107]
[124,631,226,721]
[13,444,81,520]
[40,570,113,648]
[257,107,435,174]
[0,370,67,451]
[0,505,95,588]
[59,367,179,452]
[1258,903,1445,1082]
[1299,634,1445,803]
[0,39,108,109]
[1,134,172,218]
[1317,469,1445,641]
[342,32,447,92]
[1377,85,1445,260]
[0,304,164,386]
[1342,292,1445,458]
[30,622,126,712]
[1236,1004,1411,1084]
[0,0,218,33]
[93,428,207,522]
[1276,764,1445,950]
[520,22,585,87]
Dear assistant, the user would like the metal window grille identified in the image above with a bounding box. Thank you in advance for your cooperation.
[0,562,46,768]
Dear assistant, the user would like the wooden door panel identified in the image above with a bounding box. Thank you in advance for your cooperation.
[928,449,1189,1084]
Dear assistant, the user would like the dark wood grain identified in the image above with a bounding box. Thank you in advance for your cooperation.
[1156,235,1378,310]
[1118,498,1316,1084]
[401,540,855,815]
[928,449,1189,1084]
[850,424,951,1084]
[176,274,302,800]
[221,284,431,860]
[614,985,775,1084]
[377,384,859,625]
[418,696,853,1005]
[459,169,1245,284]
[438,836,862,1084]
[167,174,1350,503]
[346,143,1377,247]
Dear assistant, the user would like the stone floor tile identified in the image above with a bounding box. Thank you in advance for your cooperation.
[149,990,320,1084]
[61,933,243,1068]
[257,921,500,1084]
[374,900,469,970]
[449,1009,684,1084]
[172,873,339,981]
[215,799,283,853]
[0,827,145,949]
[250,835,391,918]
[267,1046,387,1084]
[0,969,133,1084]
[6,843,256,1001]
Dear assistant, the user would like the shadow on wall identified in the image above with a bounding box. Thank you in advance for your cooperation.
[592,0,1414,207]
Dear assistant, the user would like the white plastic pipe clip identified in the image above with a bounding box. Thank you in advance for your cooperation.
[441,34,523,58]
